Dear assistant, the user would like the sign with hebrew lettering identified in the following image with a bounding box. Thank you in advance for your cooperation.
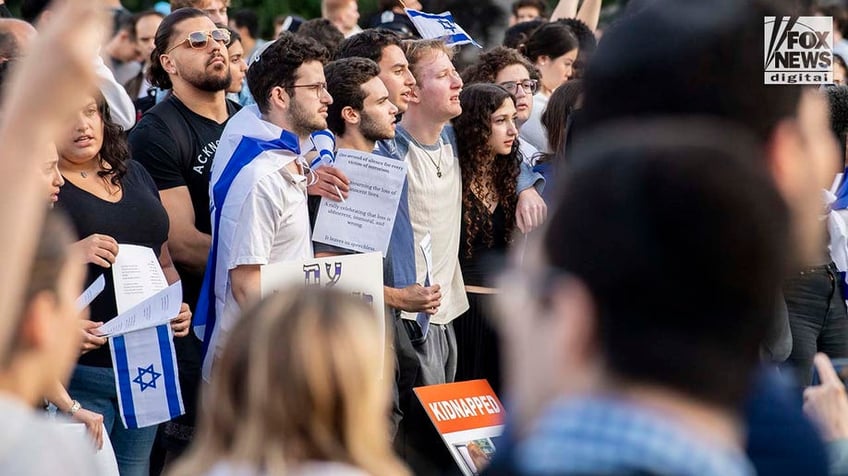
[260,251,384,320]
[415,380,506,475]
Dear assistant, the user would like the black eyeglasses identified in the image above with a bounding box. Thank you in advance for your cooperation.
[291,82,329,99]
[165,29,230,54]
[499,79,538,95]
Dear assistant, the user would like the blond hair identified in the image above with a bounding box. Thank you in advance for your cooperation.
[321,0,355,18]
[170,288,408,476]
[401,39,456,82]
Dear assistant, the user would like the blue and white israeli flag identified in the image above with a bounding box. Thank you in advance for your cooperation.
[110,324,184,429]
[404,9,481,48]
[309,129,336,168]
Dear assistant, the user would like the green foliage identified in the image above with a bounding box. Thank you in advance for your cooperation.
[110,0,378,38]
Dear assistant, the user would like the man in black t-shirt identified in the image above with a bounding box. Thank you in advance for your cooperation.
[127,8,237,465]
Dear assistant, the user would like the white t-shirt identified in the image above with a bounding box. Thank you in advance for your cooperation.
[396,126,469,326]
[204,105,313,379]
[520,94,550,153]
[217,162,312,362]
[0,395,100,475]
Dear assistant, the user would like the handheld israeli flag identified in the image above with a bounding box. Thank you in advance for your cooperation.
[309,129,336,168]
[404,9,481,48]
[110,324,184,429]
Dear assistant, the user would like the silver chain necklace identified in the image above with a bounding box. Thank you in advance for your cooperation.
[408,134,444,178]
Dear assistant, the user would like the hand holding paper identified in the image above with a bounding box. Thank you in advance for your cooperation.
[80,320,107,354]
[310,165,350,201]
[170,303,192,337]
[73,234,119,268]
[388,283,442,314]
[99,281,183,337]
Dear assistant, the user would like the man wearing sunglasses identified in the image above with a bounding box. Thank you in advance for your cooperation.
[127,7,238,468]
[197,32,334,382]
[462,46,541,166]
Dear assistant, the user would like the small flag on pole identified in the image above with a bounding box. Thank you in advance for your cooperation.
[309,129,336,168]
[404,9,481,48]
[110,324,184,429]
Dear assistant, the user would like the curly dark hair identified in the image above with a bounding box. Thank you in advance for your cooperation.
[95,95,130,186]
[461,46,539,85]
[148,8,209,90]
[248,32,329,115]
[452,84,519,258]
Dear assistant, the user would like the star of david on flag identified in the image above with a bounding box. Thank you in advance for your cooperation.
[133,365,161,392]
[404,8,481,48]
[110,324,184,429]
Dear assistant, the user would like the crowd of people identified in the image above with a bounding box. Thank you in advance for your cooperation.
[5,0,848,475]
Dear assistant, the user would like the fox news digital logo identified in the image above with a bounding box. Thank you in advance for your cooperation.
[765,16,833,85]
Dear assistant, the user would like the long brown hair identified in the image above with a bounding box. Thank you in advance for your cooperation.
[452,83,519,258]
[94,94,129,186]
[171,288,408,476]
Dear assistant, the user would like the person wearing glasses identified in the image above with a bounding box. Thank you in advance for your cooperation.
[127,8,239,468]
[462,46,542,165]
[198,32,333,381]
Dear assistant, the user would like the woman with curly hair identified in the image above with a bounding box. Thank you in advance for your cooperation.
[451,84,520,393]
[55,94,192,476]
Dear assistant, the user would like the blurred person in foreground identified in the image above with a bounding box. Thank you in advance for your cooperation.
[495,0,840,474]
[492,121,790,475]
[171,288,409,476]
[0,0,117,471]
[0,212,97,474]
[803,353,848,475]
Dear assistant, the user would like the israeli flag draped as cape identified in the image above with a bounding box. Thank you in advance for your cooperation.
[404,9,481,48]
[110,324,184,429]
[194,105,302,380]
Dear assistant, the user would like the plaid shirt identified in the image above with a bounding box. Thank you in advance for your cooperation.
[514,396,755,476]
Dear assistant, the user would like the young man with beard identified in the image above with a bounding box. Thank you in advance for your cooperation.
[197,33,332,380]
[320,57,438,309]
[324,58,398,158]
[126,8,238,466]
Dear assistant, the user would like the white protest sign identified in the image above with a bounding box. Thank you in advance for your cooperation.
[312,149,407,256]
[260,252,384,311]
[261,252,385,369]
